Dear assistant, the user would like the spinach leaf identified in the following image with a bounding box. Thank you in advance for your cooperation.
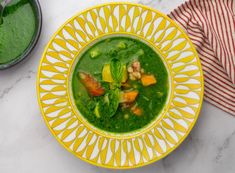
[110,58,123,83]
[106,89,120,117]
[97,88,120,118]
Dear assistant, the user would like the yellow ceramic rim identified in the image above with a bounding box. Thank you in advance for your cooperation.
[37,2,204,169]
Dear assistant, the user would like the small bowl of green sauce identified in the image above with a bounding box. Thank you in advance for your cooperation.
[0,0,42,69]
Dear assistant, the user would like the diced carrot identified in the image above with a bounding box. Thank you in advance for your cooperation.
[141,74,157,86]
[131,106,142,116]
[120,90,139,103]
[79,72,105,96]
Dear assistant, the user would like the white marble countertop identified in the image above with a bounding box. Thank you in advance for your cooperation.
[0,0,235,172]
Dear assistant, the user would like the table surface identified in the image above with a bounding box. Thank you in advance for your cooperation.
[1,0,235,173]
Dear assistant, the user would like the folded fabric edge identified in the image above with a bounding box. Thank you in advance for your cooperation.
[167,0,235,116]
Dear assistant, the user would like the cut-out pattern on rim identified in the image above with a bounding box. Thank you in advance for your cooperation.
[37,3,203,169]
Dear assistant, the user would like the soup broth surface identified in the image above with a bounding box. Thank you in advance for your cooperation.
[72,37,168,133]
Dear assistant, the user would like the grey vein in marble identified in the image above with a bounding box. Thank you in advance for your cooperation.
[0,70,36,99]
[215,129,235,163]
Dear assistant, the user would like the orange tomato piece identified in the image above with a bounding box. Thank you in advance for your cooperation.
[79,72,105,96]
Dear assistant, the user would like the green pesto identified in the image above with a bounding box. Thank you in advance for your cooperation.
[72,37,169,133]
[0,0,36,64]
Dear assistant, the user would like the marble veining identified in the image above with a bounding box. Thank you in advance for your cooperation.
[0,70,36,99]
[0,0,235,173]
[215,129,235,163]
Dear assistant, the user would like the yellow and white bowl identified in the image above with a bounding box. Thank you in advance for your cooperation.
[37,2,204,169]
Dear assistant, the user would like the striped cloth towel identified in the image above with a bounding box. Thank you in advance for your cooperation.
[168,0,235,116]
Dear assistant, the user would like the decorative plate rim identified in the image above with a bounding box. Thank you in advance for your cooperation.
[37,2,204,169]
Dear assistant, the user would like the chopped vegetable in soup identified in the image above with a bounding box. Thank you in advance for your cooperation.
[72,37,168,133]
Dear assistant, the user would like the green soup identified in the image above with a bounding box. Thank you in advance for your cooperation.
[72,37,169,133]
[0,0,36,64]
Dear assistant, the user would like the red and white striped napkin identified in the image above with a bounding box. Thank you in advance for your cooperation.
[168,0,235,116]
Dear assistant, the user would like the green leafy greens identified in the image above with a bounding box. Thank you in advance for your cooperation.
[94,89,120,118]
[110,58,123,83]
[104,89,120,117]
